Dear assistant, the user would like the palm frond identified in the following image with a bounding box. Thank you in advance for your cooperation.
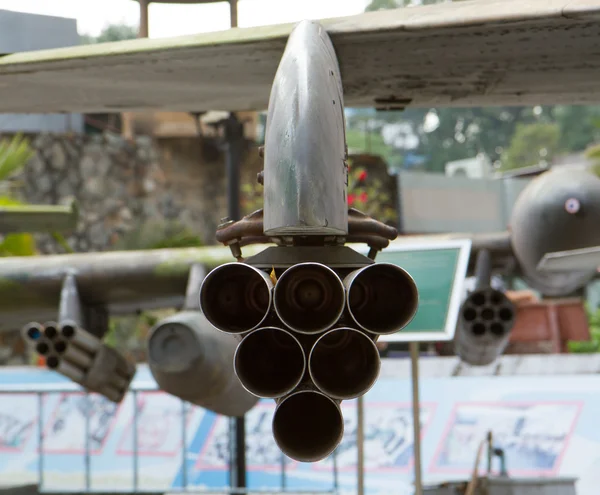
[0,134,35,181]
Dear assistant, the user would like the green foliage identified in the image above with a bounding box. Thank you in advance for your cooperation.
[346,128,397,166]
[567,304,600,353]
[106,220,202,360]
[0,134,35,181]
[347,160,397,224]
[553,105,600,152]
[500,122,561,171]
[240,159,396,224]
[111,220,203,251]
[366,0,402,11]
[365,0,451,9]
[80,23,138,45]
[586,143,600,177]
[0,135,37,257]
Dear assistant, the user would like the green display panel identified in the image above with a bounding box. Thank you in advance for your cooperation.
[355,238,472,342]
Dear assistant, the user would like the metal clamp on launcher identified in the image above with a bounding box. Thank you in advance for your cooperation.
[21,272,135,403]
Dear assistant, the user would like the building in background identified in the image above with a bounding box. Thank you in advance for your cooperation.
[0,9,84,134]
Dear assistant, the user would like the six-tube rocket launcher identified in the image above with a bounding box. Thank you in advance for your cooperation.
[198,20,419,463]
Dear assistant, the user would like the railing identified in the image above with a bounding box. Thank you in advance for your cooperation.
[0,382,339,495]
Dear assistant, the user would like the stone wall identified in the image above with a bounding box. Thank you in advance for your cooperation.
[14,132,263,253]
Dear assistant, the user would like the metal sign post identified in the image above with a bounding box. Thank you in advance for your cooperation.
[410,342,423,495]
[357,396,365,495]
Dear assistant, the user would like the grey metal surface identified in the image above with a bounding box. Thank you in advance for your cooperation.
[509,167,600,296]
[454,288,515,367]
[2,1,600,112]
[147,311,259,417]
[0,245,267,332]
[263,20,348,236]
[0,203,78,235]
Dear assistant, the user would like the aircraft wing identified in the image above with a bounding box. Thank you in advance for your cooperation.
[0,201,78,234]
[0,244,267,332]
[0,0,599,113]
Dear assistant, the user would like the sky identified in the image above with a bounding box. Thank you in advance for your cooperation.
[0,0,371,38]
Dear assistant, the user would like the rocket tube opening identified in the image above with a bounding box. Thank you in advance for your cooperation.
[234,327,305,399]
[272,390,343,463]
[273,262,345,334]
[463,307,477,322]
[26,325,42,340]
[491,322,506,336]
[499,307,514,322]
[61,324,76,338]
[44,324,58,340]
[35,341,50,356]
[345,263,418,335]
[309,327,380,400]
[200,263,272,334]
[46,356,59,369]
[472,323,486,336]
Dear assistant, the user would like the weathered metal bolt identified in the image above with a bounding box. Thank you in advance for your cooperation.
[229,242,242,261]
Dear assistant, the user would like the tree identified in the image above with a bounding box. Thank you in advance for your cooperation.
[501,122,561,171]
[80,23,138,45]
[0,135,37,257]
[365,0,402,11]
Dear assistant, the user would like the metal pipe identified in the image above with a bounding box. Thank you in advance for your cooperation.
[53,338,93,370]
[344,263,419,335]
[21,322,43,342]
[410,342,423,495]
[272,389,344,463]
[234,326,306,399]
[35,337,52,356]
[273,262,345,334]
[455,288,516,366]
[308,327,380,400]
[42,321,59,341]
[59,324,101,354]
[474,248,492,290]
[45,353,85,384]
[224,113,243,224]
[357,396,365,495]
[200,262,273,334]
